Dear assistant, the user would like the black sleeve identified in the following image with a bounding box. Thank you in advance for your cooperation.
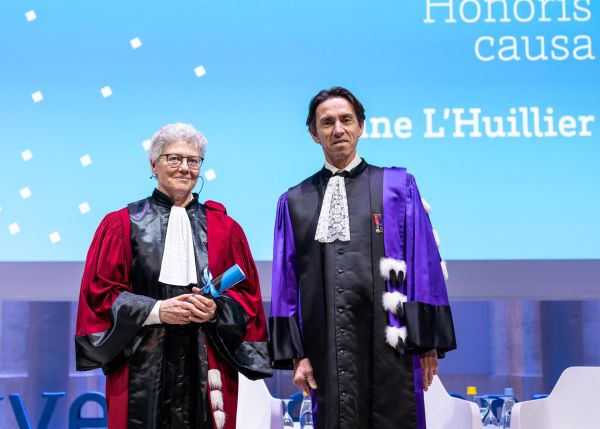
[75,292,156,374]
[403,302,457,356]
[204,295,272,380]
[268,316,305,370]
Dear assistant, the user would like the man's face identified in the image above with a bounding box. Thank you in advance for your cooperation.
[310,97,364,169]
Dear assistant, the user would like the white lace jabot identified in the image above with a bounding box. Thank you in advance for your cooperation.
[314,155,361,243]
[158,206,198,286]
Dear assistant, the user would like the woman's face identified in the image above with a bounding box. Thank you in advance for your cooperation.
[151,140,201,202]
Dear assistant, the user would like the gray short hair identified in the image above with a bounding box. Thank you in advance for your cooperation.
[148,123,207,163]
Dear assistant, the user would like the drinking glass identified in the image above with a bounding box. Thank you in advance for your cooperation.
[475,395,499,428]
[498,397,515,429]
[482,397,499,428]
[282,398,294,429]
[475,395,489,421]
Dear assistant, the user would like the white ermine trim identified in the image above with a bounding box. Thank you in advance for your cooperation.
[213,410,226,429]
[421,197,432,214]
[433,229,441,247]
[379,257,406,280]
[210,390,224,411]
[208,369,222,390]
[385,326,407,348]
[382,291,407,314]
[441,260,449,281]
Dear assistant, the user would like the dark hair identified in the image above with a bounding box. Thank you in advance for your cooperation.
[306,87,366,135]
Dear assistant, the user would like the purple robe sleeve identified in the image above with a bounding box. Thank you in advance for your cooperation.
[268,193,305,369]
[404,174,457,355]
[405,174,449,305]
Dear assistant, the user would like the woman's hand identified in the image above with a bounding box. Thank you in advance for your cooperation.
[159,294,194,325]
[185,287,217,323]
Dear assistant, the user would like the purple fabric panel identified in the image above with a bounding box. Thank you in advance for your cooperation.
[382,168,406,329]
[382,167,406,263]
[405,174,449,306]
[412,355,427,429]
[310,389,318,428]
[270,193,300,317]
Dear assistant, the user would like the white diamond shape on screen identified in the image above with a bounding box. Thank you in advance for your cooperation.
[49,231,61,244]
[8,223,20,235]
[25,10,37,22]
[142,139,152,151]
[32,91,43,103]
[21,149,33,161]
[194,65,206,78]
[100,86,112,98]
[204,169,216,181]
[130,37,142,49]
[79,202,91,214]
[20,187,32,199]
[80,154,92,167]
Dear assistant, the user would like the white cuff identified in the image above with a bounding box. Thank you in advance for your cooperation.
[143,300,163,326]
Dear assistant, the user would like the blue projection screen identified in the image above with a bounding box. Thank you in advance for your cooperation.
[0,0,598,261]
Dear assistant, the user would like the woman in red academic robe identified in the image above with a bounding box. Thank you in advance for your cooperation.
[75,123,271,429]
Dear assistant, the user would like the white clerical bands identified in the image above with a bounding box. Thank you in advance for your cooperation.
[208,369,226,429]
[158,206,198,286]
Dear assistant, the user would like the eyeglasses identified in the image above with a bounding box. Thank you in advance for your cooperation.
[158,154,204,170]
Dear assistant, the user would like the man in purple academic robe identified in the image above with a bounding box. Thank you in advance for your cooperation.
[269,87,457,429]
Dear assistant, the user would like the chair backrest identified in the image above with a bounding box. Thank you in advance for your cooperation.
[236,374,281,429]
[546,366,600,426]
[424,376,483,429]
[512,366,600,429]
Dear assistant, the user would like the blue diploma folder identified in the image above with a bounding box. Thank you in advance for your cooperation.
[201,264,246,298]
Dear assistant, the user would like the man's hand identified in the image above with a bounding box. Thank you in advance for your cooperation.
[420,349,438,392]
[159,294,194,325]
[293,358,318,396]
[186,286,217,323]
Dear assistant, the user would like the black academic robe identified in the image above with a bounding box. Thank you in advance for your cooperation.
[270,161,456,429]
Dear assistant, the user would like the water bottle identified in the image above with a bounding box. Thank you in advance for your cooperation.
[299,394,314,429]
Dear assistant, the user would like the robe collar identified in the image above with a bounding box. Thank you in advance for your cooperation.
[320,158,368,179]
[152,188,200,210]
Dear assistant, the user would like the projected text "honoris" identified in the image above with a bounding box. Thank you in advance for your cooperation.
[360,107,595,140]
[423,0,595,62]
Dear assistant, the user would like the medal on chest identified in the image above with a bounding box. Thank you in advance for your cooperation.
[373,213,383,234]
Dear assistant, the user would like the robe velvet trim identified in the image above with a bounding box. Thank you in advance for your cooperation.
[75,195,270,429]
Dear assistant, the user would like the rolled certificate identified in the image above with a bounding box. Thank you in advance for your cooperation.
[201,264,246,297]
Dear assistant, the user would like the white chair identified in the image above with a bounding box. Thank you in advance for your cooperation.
[511,366,600,429]
[236,373,282,429]
[424,375,483,429]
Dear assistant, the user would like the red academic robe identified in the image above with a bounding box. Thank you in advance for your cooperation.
[76,197,270,429]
